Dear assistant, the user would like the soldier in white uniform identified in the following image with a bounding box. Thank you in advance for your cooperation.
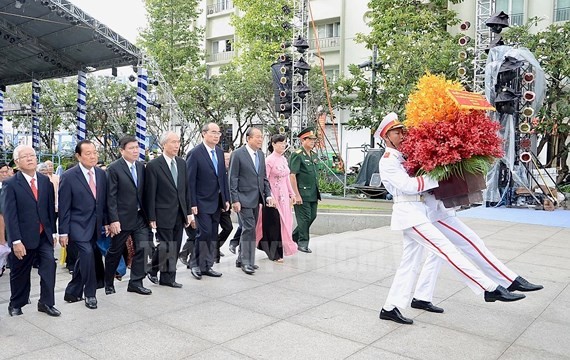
[411,194,543,311]
[377,112,525,325]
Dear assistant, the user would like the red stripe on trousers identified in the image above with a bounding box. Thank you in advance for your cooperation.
[412,226,486,291]
[437,220,513,283]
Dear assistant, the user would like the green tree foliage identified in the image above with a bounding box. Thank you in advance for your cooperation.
[502,19,570,173]
[335,0,464,130]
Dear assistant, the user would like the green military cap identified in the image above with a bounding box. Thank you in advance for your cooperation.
[298,127,317,139]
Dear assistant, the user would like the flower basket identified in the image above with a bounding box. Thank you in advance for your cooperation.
[432,172,487,207]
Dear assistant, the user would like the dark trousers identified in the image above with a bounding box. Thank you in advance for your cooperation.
[229,225,242,248]
[65,231,105,298]
[190,209,221,271]
[104,213,152,287]
[150,216,184,284]
[293,201,318,248]
[9,232,56,308]
[237,206,260,266]
[179,227,197,264]
[216,209,233,255]
[65,239,78,271]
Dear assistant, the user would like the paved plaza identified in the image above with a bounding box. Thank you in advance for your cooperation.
[1,217,569,360]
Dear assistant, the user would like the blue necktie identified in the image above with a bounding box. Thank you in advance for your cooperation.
[130,164,138,187]
[254,151,259,173]
[211,149,218,175]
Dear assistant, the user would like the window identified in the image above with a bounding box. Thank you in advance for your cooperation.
[325,68,340,82]
[317,22,340,39]
[495,0,524,25]
[211,39,233,54]
[555,0,570,21]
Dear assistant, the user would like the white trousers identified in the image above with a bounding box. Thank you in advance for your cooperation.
[413,217,518,302]
[384,221,497,310]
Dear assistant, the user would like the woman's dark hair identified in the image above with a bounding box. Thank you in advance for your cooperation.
[268,134,287,153]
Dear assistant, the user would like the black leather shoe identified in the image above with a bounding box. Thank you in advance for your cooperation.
[38,302,61,317]
[85,297,98,309]
[298,246,312,253]
[147,273,159,284]
[484,285,526,302]
[159,281,183,288]
[105,286,116,295]
[8,305,23,316]
[235,261,258,269]
[178,255,189,266]
[507,276,544,292]
[411,298,444,313]
[242,265,255,275]
[63,293,82,303]
[228,244,236,254]
[219,250,225,257]
[127,284,152,295]
[379,308,413,325]
[202,268,222,277]
[191,267,202,280]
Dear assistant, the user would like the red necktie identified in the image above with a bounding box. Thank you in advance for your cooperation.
[88,170,97,198]
[30,178,44,234]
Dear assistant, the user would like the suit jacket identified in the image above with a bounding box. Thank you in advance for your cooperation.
[2,172,57,248]
[58,165,108,241]
[107,158,147,231]
[186,143,230,214]
[144,155,191,229]
[229,146,271,209]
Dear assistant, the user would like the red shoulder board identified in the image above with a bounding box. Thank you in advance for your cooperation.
[383,152,391,158]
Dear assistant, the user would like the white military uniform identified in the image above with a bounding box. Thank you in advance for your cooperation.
[380,148,498,311]
[412,194,518,302]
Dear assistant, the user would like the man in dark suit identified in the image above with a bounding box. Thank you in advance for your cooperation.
[2,145,59,317]
[104,136,153,295]
[229,127,273,275]
[186,123,230,280]
[59,140,108,310]
[145,131,192,288]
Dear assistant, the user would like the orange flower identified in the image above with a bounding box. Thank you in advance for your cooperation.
[404,73,464,129]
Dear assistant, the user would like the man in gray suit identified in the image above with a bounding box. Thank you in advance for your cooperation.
[229,127,273,275]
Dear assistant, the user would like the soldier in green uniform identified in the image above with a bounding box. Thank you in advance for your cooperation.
[289,127,320,253]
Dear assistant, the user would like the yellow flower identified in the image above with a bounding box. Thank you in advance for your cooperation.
[404,73,464,129]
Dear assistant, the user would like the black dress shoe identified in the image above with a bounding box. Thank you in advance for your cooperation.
[85,297,97,309]
[507,276,544,292]
[411,298,444,313]
[228,244,236,254]
[38,302,61,317]
[178,255,189,266]
[159,281,183,288]
[298,246,312,253]
[105,286,116,295]
[64,293,82,303]
[127,284,152,295]
[242,265,255,275]
[484,285,526,302]
[235,260,258,269]
[8,305,23,316]
[219,250,225,257]
[191,267,202,280]
[202,268,222,277]
[147,273,159,284]
[379,308,413,325]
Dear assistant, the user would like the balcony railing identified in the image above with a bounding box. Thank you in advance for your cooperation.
[308,37,340,50]
[509,13,524,26]
[207,51,234,63]
[555,7,570,22]
[207,0,234,15]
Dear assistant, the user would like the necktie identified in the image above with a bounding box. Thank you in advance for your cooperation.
[88,170,97,198]
[170,159,178,188]
[31,178,44,233]
[130,164,138,187]
[254,151,259,173]
[211,149,218,175]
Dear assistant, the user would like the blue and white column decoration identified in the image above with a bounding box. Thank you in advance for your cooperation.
[31,79,41,151]
[0,89,4,147]
[136,68,148,161]
[76,71,87,141]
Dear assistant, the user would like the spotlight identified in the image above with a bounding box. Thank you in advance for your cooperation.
[523,91,535,102]
[15,0,25,9]
[280,42,291,50]
[294,80,310,99]
[457,67,467,77]
[280,76,288,85]
[460,21,471,31]
[50,59,56,65]
[43,56,49,62]
[486,11,510,34]
[519,152,531,163]
[9,37,16,44]
[458,36,471,46]
[521,106,534,118]
[281,22,292,30]
[520,138,531,148]
[293,35,309,53]
[106,42,113,48]
[278,54,292,63]
[40,0,50,5]
[458,51,468,60]
[282,5,291,15]
[293,57,311,75]
[523,72,535,84]
[48,4,56,10]
[280,103,292,112]
[128,74,136,82]
[519,122,531,134]
[149,79,159,86]
[56,9,65,17]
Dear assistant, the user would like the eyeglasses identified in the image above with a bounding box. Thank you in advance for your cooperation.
[15,154,36,161]
[207,131,222,135]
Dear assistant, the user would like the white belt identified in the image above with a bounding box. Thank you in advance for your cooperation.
[393,194,424,203]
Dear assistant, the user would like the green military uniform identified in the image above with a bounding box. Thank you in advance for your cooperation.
[289,137,321,249]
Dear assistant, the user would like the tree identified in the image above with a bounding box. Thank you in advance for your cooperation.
[502,19,570,177]
[335,0,464,130]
